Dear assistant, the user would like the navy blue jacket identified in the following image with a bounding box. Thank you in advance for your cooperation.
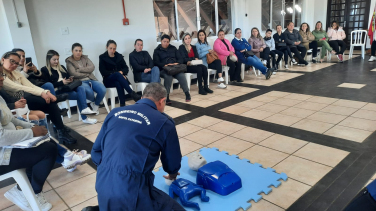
[153,44,183,70]
[129,50,154,82]
[91,98,182,211]
[99,51,129,79]
[178,44,199,64]
[231,38,252,63]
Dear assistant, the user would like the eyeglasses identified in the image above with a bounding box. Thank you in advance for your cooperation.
[0,73,7,79]
[8,59,19,66]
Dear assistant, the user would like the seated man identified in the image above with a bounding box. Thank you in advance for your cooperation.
[91,83,184,210]
[129,39,161,83]
[283,22,308,66]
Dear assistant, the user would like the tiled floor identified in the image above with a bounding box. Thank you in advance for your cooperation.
[1,54,376,211]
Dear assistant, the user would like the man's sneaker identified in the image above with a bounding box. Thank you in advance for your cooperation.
[265,68,274,80]
[35,192,52,211]
[369,56,376,62]
[217,83,227,89]
[81,107,96,115]
[62,150,91,169]
[4,186,31,211]
[285,64,289,69]
[217,77,224,83]
[90,102,99,115]
[83,117,97,124]
[291,59,298,65]
[262,60,267,66]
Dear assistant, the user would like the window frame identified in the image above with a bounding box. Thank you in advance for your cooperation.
[263,0,303,31]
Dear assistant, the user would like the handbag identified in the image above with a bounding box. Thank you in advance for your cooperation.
[163,57,187,75]
[58,80,82,92]
[229,55,237,62]
[190,60,203,65]
[244,50,254,57]
[206,51,219,64]
[277,42,287,47]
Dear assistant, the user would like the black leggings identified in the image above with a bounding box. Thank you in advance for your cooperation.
[0,141,57,194]
[291,46,307,63]
[270,50,283,67]
[24,93,64,129]
[329,40,346,55]
[277,46,293,65]
[187,64,208,86]
[309,41,318,57]
[226,57,241,81]
[103,72,133,106]
[372,41,376,56]
[260,47,271,68]
[208,59,222,76]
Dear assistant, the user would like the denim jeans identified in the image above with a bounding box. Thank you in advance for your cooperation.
[244,56,267,74]
[103,72,133,106]
[140,66,161,83]
[41,82,55,94]
[81,80,107,106]
[56,86,88,120]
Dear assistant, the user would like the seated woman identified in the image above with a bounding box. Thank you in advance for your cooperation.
[66,43,106,114]
[273,25,296,69]
[248,27,271,68]
[196,30,226,89]
[179,33,213,95]
[312,21,336,63]
[283,22,308,66]
[231,28,273,80]
[99,40,141,107]
[129,39,160,83]
[214,30,242,82]
[327,21,346,62]
[264,29,283,70]
[299,23,318,63]
[41,50,98,125]
[153,34,191,104]
[1,52,76,145]
[370,25,376,62]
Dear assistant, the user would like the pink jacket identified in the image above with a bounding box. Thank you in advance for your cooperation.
[213,38,237,65]
[327,27,346,41]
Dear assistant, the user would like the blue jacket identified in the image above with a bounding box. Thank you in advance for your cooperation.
[231,38,252,63]
[92,98,182,211]
[195,42,212,67]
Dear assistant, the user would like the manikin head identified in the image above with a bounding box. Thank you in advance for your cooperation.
[188,151,207,171]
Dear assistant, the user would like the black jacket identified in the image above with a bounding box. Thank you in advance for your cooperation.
[41,65,70,89]
[273,33,287,45]
[153,44,183,70]
[178,45,199,64]
[0,89,17,110]
[283,29,304,48]
[99,51,129,79]
[129,50,154,82]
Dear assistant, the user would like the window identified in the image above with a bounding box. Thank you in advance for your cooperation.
[294,0,302,27]
[262,0,303,31]
[153,0,233,41]
[262,0,271,31]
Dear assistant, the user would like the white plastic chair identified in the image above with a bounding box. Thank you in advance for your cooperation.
[133,82,149,94]
[0,169,42,210]
[184,73,198,91]
[77,97,110,121]
[106,85,134,110]
[349,30,368,59]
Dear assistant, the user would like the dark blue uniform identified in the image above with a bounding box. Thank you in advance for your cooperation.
[91,99,182,211]
[344,179,376,210]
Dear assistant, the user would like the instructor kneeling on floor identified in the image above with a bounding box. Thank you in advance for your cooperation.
[91,82,184,211]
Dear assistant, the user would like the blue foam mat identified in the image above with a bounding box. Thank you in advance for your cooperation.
[153,147,288,211]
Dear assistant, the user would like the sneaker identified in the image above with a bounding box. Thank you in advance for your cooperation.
[262,60,267,66]
[217,77,224,83]
[217,83,227,89]
[339,54,344,62]
[185,91,191,102]
[62,150,91,169]
[312,59,317,63]
[369,56,376,62]
[90,102,99,115]
[273,68,278,75]
[291,59,298,65]
[131,91,141,102]
[83,117,97,124]
[35,192,52,211]
[4,186,31,211]
[265,68,274,80]
[285,64,289,69]
[81,107,96,115]
[336,55,341,62]
[66,166,77,173]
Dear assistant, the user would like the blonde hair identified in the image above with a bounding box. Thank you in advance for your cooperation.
[46,50,66,76]
[182,33,192,52]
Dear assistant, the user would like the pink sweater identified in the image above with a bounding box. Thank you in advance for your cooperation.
[327,27,346,41]
[213,38,237,65]
[248,37,266,58]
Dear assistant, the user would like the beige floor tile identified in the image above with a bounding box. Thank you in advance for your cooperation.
[94,113,108,122]
[337,83,366,89]
[263,91,291,98]
[0,185,17,210]
[239,145,289,168]
[1,205,20,211]
[324,125,373,142]
[163,105,176,111]
[259,134,308,154]
[71,196,98,211]
[264,113,303,126]
[207,95,233,102]
[283,93,313,101]
[293,143,349,167]
[164,108,190,118]
[85,132,99,143]
[306,96,339,104]
[208,136,254,155]
[306,111,347,124]
[251,95,279,103]
[63,114,80,123]
[74,123,103,136]
[191,100,219,108]
[220,105,252,115]
[47,164,96,188]
[294,101,328,111]
[332,99,368,109]
[207,121,246,135]
[186,116,223,128]
[339,117,376,132]
[55,173,97,208]
[240,109,275,120]
[351,109,376,121]
[65,120,86,129]
[211,88,231,94]
[320,105,358,116]
[262,179,311,209]
[236,100,266,108]
[274,156,332,186]
[224,85,243,91]
[175,123,202,137]
[154,158,162,170]
[173,97,204,104]
[179,138,203,156]
[255,103,289,113]
[291,119,335,134]
[184,129,227,145]
[45,189,69,211]
[236,87,259,93]
[223,91,247,97]
[231,127,275,144]
[361,103,376,111]
[271,98,303,107]
[280,107,316,118]
[237,199,284,211]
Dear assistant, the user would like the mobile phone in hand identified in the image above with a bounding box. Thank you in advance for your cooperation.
[25,57,32,67]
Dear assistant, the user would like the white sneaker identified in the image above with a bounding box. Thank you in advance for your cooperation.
[217,77,224,83]
[83,117,97,124]
[285,64,289,69]
[4,186,31,211]
[35,192,52,211]
[90,102,99,115]
[217,83,227,89]
[262,60,267,66]
[369,56,376,62]
[61,150,91,169]
[291,59,298,65]
[66,166,77,173]
[81,107,96,115]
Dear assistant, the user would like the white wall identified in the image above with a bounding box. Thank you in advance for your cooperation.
[313,0,328,30]
[0,0,14,54]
